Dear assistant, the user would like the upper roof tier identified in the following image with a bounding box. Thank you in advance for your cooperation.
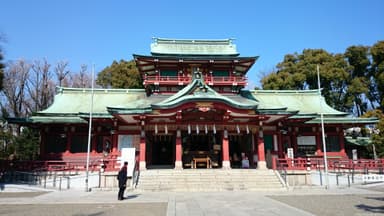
[150,38,239,56]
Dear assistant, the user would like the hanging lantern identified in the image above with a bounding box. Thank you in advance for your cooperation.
[236,124,240,134]
[165,124,168,134]
[213,124,216,134]
[188,124,191,134]
[246,125,249,134]
[155,124,158,134]
[196,125,199,134]
[205,124,208,134]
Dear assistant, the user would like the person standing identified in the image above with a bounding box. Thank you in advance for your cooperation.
[117,161,128,200]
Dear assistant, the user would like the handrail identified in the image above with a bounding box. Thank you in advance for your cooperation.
[274,158,384,172]
[144,75,247,85]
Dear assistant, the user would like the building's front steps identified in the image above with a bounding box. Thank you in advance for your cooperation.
[135,169,286,192]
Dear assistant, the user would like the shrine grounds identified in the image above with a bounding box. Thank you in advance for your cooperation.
[0,183,383,216]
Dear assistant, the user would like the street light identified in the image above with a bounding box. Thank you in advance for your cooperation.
[85,64,95,192]
[317,65,330,189]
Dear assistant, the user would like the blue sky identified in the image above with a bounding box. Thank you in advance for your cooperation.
[1,0,383,88]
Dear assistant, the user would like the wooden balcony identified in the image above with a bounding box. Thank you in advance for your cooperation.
[144,75,247,86]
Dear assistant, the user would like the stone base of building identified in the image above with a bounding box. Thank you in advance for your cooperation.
[222,160,231,169]
[139,161,147,171]
[174,161,183,170]
[257,161,267,170]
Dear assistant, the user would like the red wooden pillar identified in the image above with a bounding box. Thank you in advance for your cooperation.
[278,132,283,158]
[175,130,182,169]
[111,132,117,154]
[65,132,71,155]
[257,128,267,169]
[40,129,46,158]
[316,131,322,155]
[339,131,347,157]
[139,130,146,170]
[91,135,96,154]
[222,129,230,169]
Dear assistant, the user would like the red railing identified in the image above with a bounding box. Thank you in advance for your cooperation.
[274,158,384,172]
[0,158,122,173]
[204,76,247,86]
[144,75,247,86]
[144,76,191,85]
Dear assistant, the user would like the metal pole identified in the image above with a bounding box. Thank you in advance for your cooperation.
[317,65,330,189]
[85,64,95,192]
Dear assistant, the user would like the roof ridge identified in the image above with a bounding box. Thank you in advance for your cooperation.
[56,86,145,93]
[248,89,322,94]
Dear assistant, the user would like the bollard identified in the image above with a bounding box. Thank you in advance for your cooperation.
[347,174,350,187]
[351,167,355,183]
[53,172,57,187]
[44,174,47,188]
[336,173,339,186]
[59,177,62,191]
[67,177,70,189]
[319,170,323,186]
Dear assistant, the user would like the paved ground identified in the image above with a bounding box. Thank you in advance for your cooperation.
[0,183,383,216]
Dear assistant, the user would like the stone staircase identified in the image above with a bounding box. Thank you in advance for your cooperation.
[135,169,286,192]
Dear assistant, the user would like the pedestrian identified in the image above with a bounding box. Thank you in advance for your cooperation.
[117,161,128,200]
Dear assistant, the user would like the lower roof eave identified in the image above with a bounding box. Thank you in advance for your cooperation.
[304,117,378,125]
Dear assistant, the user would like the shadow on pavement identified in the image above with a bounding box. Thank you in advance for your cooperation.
[355,203,384,214]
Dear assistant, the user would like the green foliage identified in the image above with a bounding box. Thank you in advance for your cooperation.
[96,59,143,89]
[261,41,384,115]
[370,41,384,111]
[12,127,40,160]
[0,48,4,91]
[0,125,13,160]
[362,110,384,158]
[261,49,351,112]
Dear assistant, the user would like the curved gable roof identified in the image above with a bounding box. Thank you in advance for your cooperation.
[38,87,146,116]
[248,89,347,116]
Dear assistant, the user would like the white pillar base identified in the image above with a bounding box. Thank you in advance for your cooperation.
[257,161,267,170]
[174,161,183,170]
[222,160,231,169]
[139,161,147,171]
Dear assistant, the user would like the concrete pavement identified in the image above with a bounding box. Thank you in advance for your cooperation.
[0,183,383,216]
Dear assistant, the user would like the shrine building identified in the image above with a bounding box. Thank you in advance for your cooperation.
[11,38,378,171]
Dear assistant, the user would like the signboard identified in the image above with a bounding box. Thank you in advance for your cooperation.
[118,135,132,150]
[352,149,358,161]
[297,136,316,145]
[362,174,384,182]
[287,148,294,159]
[120,148,136,177]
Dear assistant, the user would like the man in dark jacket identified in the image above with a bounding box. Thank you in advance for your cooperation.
[117,161,128,200]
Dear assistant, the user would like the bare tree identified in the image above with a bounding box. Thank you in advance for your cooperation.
[27,59,55,112]
[1,59,31,117]
[55,60,70,87]
[69,64,93,88]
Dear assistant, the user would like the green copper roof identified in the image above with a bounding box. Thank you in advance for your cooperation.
[28,87,147,123]
[6,116,87,124]
[345,136,372,146]
[39,87,146,115]
[151,72,258,110]
[10,85,378,126]
[248,89,347,116]
[150,38,239,56]
[305,116,378,124]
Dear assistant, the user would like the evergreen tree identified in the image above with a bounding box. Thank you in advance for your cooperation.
[96,59,143,89]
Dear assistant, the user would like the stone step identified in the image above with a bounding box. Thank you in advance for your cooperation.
[135,169,285,192]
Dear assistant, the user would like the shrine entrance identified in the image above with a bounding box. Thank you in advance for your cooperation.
[181,132,222,168]
[148,134,175,167]
[228,134,253,168]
